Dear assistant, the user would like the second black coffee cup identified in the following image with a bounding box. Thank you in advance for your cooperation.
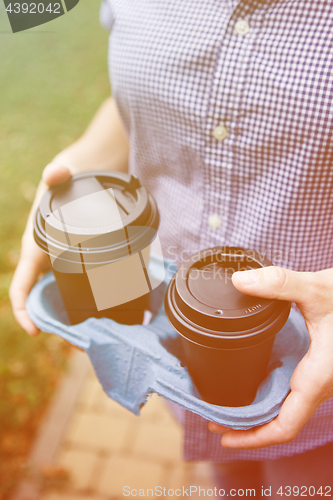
[34,171,163,325]
[164,247,291,407]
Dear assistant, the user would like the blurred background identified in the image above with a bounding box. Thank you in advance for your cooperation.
[0,1,110,496]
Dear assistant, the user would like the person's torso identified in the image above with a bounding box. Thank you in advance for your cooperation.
[101,0,333,270]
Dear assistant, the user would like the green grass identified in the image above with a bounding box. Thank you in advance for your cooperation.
[0,2,110,496]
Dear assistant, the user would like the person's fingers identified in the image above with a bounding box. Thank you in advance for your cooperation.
[208,422,232,434]
[231,266,316,307]
[42,163,72,186]
[9,254,47,336]
[220,389,319,449]
[10,162,71,336]
[13,307,39,337]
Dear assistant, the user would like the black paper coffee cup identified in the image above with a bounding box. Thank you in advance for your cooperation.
[164,247,291,407]
[34,171,164,325]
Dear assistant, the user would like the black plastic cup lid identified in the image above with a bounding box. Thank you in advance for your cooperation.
[34,171,159,265]
[165,247,291,348]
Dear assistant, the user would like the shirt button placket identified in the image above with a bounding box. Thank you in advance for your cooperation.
[203,7,253,244]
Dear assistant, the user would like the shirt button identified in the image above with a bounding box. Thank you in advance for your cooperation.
[208,214,222,229]
[213,125,228,142]
[234,19,250,36]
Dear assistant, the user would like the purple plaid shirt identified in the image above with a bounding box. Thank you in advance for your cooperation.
[100,0,333,461]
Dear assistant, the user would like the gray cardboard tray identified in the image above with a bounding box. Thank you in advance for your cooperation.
[26,255,309,430]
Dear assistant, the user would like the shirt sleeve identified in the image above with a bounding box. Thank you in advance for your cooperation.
[99,0,115,32]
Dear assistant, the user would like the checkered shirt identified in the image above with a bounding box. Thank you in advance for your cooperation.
[100,0,333,461]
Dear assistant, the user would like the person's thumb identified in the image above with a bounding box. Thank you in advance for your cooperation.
[231,265,314,306]
[42,162,72,187]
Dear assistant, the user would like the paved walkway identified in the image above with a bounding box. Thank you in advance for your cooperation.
[41,360,215,500]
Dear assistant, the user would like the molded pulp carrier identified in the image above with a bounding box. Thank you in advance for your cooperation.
[26,256,310,429]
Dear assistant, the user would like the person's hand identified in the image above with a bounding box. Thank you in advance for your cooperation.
[10,97,130,336]
[9,163,72,336]
[208,265,333,449]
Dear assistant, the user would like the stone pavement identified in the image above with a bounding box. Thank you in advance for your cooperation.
[41,360,216,500]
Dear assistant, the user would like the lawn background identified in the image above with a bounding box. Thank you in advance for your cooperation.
[0,2,110,496]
